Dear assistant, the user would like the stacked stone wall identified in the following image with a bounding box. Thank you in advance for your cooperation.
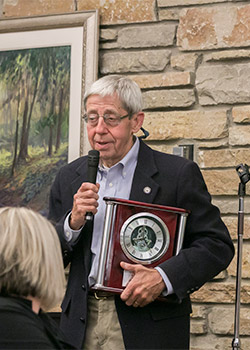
[1,0,250,348]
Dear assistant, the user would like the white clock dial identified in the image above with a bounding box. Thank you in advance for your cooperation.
[120,212,170,264]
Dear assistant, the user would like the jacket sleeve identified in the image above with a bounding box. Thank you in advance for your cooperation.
[158,160,234,300]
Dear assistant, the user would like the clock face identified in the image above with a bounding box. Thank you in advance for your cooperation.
[120,212,170,264]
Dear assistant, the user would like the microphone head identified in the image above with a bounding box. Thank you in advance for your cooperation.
[88,150,100,167]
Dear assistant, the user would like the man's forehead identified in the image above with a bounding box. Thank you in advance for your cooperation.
[86,93,124,110]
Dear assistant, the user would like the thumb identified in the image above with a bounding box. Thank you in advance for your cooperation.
[120,261,135,271]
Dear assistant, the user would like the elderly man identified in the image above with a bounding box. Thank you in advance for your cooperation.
[48,75,234,350]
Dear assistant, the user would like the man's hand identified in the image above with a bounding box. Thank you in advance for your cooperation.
[120,261,165,308]
[69,182,100,230]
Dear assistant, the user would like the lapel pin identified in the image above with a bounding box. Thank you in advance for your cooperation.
[143,186,151,194]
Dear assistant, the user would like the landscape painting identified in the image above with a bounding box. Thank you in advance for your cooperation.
[0,11,99,215]
[0,46,70,214]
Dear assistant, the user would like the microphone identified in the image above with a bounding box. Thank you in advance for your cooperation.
[85,149,100,221]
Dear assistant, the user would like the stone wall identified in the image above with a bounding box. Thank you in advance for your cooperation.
[1,0,250,349]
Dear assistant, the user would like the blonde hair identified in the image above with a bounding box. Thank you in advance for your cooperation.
[0,207,65,311]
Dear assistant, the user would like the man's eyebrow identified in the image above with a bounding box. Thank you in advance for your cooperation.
[103,108,117,114]
[86,108,98,113]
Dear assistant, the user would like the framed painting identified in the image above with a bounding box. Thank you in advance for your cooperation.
[0,11,99,214]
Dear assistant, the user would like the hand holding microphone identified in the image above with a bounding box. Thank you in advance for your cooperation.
[69,150,100,230]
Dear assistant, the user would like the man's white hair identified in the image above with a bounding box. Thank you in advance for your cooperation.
[84,75,143,116]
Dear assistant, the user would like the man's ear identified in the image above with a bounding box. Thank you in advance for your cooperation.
[131,112,145,133]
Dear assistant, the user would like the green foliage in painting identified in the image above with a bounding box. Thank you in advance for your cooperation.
[0,46,71,212]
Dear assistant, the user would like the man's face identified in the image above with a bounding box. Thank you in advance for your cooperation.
[86,93,144,168]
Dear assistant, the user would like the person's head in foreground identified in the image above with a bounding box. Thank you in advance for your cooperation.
[0,206,65,312]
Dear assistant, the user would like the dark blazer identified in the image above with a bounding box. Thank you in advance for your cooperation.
[48,140,234,349]
[0,296,77,349]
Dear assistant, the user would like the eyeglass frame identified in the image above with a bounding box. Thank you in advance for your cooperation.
[83,112,131,127]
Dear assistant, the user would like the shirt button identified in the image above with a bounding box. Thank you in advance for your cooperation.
[109,182,113,187]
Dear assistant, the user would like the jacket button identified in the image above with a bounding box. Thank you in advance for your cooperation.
[80,317,85,323]
[63,250,68,257]
[81,284,86,290]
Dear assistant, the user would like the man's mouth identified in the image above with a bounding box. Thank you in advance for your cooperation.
[95,140,110,149]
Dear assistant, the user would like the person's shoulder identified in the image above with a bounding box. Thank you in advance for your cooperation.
[0,297,56,349]
[64,155,87,169]
[57,155,87,176]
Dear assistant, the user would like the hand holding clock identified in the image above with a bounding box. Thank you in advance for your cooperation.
[120,261,165,308]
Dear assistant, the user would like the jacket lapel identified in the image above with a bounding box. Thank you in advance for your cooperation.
[70,156,88,196]
[130,141,159,204]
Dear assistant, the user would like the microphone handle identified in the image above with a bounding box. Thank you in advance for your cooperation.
[86,150,99,221]
[85,212,94,221]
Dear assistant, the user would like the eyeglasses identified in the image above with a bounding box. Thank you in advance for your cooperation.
[83,112,130,127]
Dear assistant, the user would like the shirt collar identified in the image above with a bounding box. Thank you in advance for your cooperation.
[98,137,139,179]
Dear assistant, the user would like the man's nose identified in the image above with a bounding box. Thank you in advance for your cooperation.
[95,116,108,132]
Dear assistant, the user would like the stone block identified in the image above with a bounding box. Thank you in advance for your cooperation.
[232,105,250,123]
[202,169,241,195]
[198,149,250,168]
[131,72,194,89]
[191,282,236,304]
[192,282,250,304]
[158,0,224,6]
[228,244,250,279]
[117,23,176,48]
[177,4,250,51]
[196,64,250,106]
[100,50,171,74]
[158,8,180,21]
[143,110,227,141]
[100,28,118,41]
[190,335,234,350]
[213,197,250,215]
[170,53,200,72]
[229,125,250,146]
[190,320,208,335]
[205,49,250,62]
[78,0,155,24]
[142,142,176,155]
[3,0,75,16]
[100,42,119,50]
[223,217,250,241]
[209,307,250,336]
[198,139,228,149]
[143,89,195,109]
[191,305,207,319]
